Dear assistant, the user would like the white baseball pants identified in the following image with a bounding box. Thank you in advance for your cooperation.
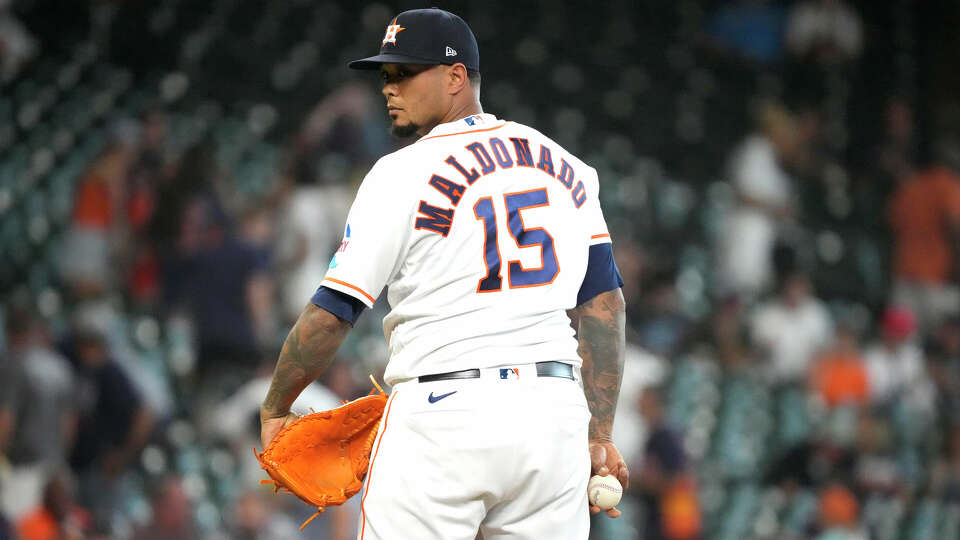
[356,364,592,539]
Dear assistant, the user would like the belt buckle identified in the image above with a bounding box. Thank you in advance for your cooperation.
[499,367,520,381]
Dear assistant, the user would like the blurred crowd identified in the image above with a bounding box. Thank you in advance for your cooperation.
[2,58,393,538]
[2,0,960,539]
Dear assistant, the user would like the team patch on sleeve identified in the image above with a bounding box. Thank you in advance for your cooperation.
[328,224,351,269]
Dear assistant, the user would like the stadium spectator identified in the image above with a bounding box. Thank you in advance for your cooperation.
[863,307,933,412]
[750,270,834,384]
[0,305,76,467]
[875,98,917,192]
[226,489,300,540]
[613,239,645,320]
[132,108,171,180]
[810,326,869,408]
[767,407,859,489]
[319,362,365,402]
[635,386,700,540]
[613,345,667,470]
[851,97,917,263]
[633,268,693,358]
[0,305,76,520]
[124,109,172,305]
[274,179,352,325]
[132,476,197,540]
[161,194,272,392]
[274,81,392,323]
[706,0,787,65]
[785,0,863,65]
[289,81,391,186]
[851,412,900,496]
[149,138,273,390]
[815,483,866,540]
[227,485,356,540]
[16,471,92,540]
[59,141,136,300]
[238,202,279,344]
[148,138,226,264]
[706,294,750,369]
[717,102,803,300]
[888,158,960,333]
[61,321,153,530]
[926,316,960,430]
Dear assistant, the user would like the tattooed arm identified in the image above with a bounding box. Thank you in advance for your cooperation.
[568,287,628,516]
[260,303,352,448]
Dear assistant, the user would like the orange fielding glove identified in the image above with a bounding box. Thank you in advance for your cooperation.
[256,381,388,530]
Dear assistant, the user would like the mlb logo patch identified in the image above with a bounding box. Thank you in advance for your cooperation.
[464,115,482,126]
[499,368,520,380]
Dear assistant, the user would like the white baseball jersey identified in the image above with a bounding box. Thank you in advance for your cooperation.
[321,113,612,384]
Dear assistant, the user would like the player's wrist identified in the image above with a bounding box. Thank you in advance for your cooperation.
[260,407,292,422]
[588,420,614,442]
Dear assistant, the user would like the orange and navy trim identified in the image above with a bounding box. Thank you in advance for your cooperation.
[323,277,376,304]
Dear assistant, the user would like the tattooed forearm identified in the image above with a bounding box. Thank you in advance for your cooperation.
[261,303,352,421]
[569,288,626,441]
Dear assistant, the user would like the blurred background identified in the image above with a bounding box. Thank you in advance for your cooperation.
[1,0,960,538]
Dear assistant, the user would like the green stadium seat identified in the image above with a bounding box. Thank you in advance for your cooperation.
[780,489,817,536]
[717,483,760,540]
[905,498,941,540]
[774,386,812,450]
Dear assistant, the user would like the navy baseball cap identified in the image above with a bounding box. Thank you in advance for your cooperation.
[348,8,480,72]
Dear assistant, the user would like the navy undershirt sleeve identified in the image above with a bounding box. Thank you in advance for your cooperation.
[311,286,367,325]
[576,243,624,306]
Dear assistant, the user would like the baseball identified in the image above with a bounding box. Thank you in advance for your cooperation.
[587,474,623,510]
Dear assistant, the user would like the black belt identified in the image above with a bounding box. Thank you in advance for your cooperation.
[418,361,574,382]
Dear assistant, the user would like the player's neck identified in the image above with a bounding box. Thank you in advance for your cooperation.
[425,100,484,134]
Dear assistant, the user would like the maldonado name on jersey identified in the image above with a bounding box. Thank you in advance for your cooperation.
[415,136,588,237]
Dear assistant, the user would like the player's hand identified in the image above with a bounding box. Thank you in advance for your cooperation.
[260,411,300,450]
[588,439,629,518]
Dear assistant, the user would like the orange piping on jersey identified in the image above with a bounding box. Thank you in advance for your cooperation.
[323,277,376,304]
[360,390,398,540]
[591,233,611,240]
[418,123,506,142]
[503,187,561,289]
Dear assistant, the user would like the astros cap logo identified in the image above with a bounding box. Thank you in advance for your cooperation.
[382,17,405,46]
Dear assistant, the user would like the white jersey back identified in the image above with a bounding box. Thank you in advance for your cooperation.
[321,114,612,384]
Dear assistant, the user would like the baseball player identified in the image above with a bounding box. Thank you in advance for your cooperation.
[260,8,628,539]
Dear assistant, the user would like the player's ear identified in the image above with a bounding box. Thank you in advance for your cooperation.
[446,63,468,95]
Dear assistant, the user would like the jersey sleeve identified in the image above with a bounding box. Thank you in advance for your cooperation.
[575,168,622,305]
[320,158,414,308]
[576,243,624,305]
[582,167,612,246]
[311,286,366,324]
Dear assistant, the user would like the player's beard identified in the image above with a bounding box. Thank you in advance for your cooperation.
[391,120,420,138]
